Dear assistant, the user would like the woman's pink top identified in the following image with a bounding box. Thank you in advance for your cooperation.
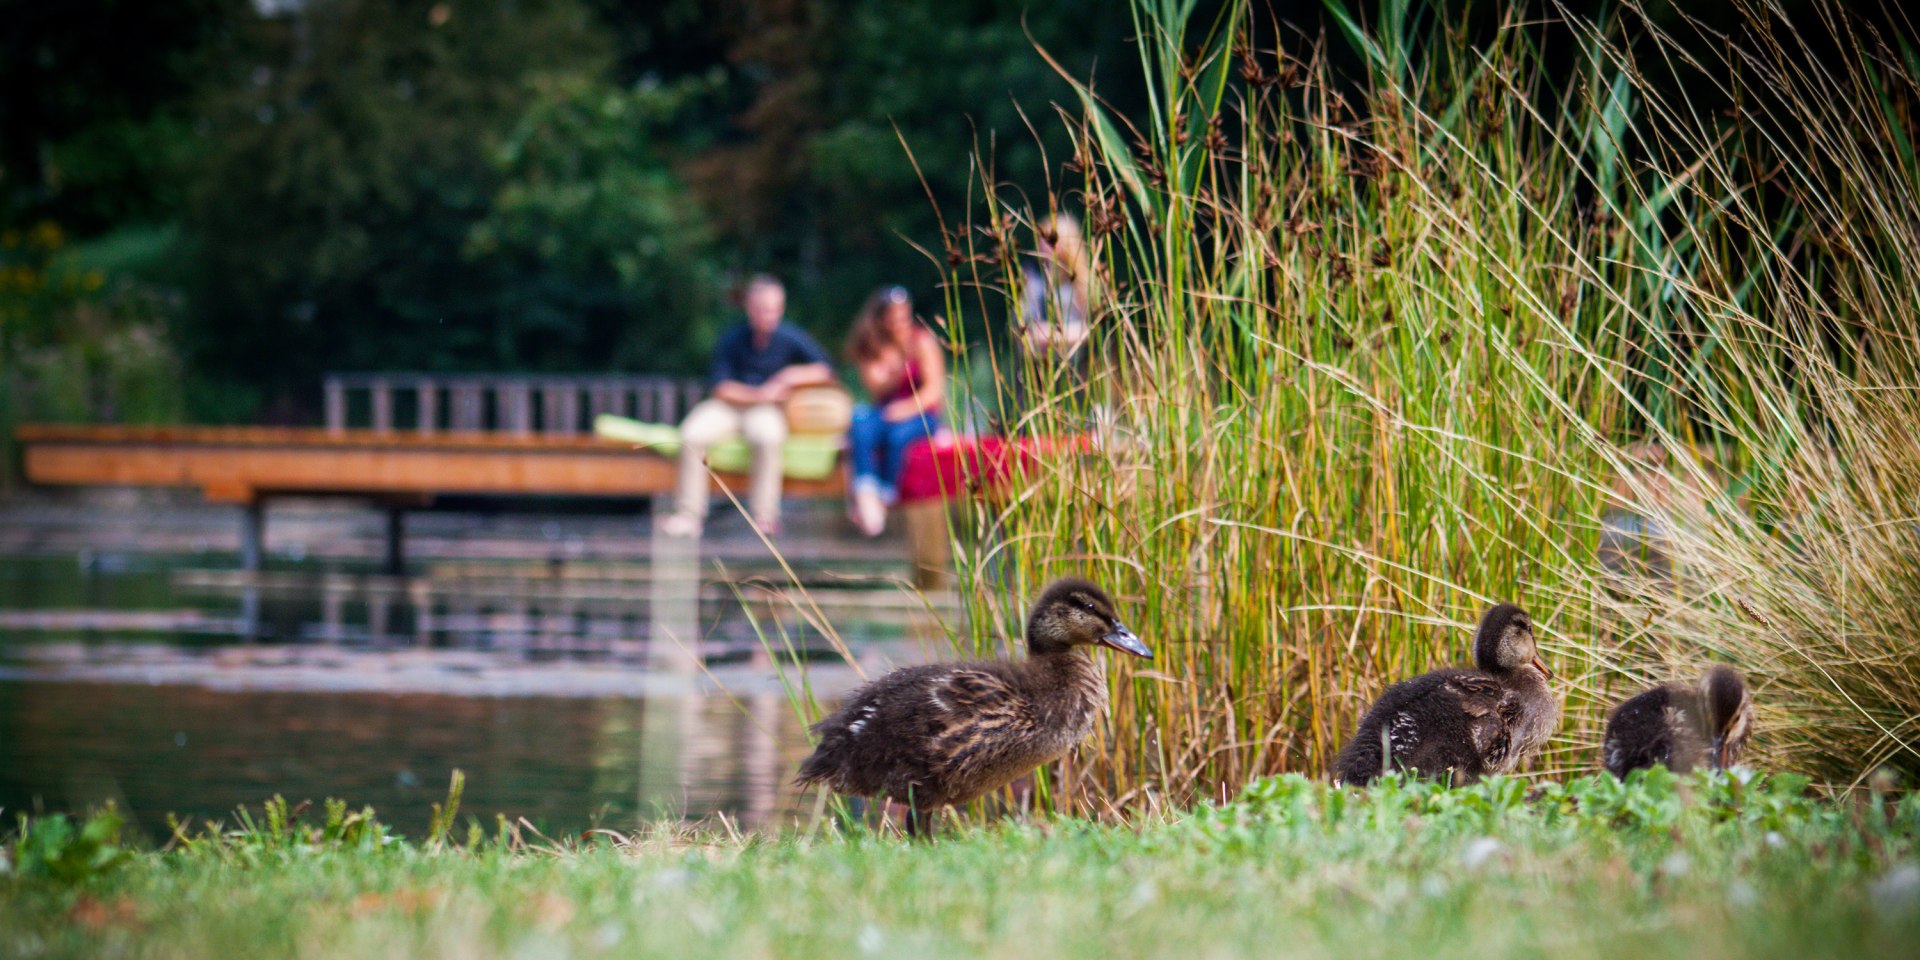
[886,331,939,410]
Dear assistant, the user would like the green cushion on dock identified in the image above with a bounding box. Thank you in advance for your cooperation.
[591,414,841,480]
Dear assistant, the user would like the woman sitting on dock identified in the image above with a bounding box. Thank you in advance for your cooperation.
[844,285,946,537]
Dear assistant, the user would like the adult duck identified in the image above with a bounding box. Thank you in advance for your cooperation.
[796,577,1151,835]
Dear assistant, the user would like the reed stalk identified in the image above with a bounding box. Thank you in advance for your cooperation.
[935,0,1920,810]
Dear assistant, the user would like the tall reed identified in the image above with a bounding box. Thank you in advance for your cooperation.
[934,0,1920,810]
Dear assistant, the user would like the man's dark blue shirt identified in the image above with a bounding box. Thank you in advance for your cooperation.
[709,321,831,388]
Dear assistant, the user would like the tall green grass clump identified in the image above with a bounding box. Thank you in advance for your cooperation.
[937,0,1919,812]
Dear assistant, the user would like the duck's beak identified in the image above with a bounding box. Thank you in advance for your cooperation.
[1709,736,1726,770]
[1530,655,1554,681]
[1099,624,1153,659]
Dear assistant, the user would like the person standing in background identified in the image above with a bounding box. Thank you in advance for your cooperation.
[1008,214,1092,428]
[659,275,833,538]
[844,285,946,537]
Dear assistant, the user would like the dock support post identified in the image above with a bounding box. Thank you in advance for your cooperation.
[384,505,406,576]
[241,499,265,572]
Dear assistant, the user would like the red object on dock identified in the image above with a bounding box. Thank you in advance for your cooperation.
[895,433,1091,504]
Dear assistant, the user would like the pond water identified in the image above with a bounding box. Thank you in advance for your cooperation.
[0,495,947,838]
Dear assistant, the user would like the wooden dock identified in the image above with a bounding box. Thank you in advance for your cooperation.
[15,423,846,572]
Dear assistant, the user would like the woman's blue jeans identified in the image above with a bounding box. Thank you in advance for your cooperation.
[848,406,941,502]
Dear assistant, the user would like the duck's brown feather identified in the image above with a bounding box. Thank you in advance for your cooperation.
[1334,667,1555,785]
[795,651,1107,809]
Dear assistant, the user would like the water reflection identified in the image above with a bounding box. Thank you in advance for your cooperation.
[0,499,946,836]
[0,680,816,838]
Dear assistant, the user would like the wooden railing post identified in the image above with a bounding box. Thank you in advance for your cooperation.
[370,378,393,434]
[543,380,579,436]
[322,373,700,433]
[324,377,346,434]
[416,378,437,435]
[452,381,483,432]
[501,381,532,436]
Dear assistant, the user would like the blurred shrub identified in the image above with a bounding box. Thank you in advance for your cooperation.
[464,72,725,375]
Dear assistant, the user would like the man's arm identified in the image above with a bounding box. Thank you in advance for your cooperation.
[711,380,766,405]
[758,327,835,400]
[759,363,832,401]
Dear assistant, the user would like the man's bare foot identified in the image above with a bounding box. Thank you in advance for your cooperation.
[850,478,887,537]
[856,490,886,537]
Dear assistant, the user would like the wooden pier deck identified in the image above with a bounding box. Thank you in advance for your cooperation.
[15,424,847,572]
[16,424,843,503]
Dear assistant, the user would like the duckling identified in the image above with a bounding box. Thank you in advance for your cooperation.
[1602,665,1754,778]
[795,577,1151,835]
[1332,604,1559,786]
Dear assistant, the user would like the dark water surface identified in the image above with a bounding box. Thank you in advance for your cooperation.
[0,495,942,837]
[0,680,808,838]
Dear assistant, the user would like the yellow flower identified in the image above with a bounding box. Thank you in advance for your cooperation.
[30,221,64,250]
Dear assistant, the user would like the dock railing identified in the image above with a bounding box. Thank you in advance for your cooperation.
[322,373,706,436]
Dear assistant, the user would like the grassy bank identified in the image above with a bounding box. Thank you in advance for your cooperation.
[4,773,1917,959]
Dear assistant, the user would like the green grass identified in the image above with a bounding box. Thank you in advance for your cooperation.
[5,773,1917,959]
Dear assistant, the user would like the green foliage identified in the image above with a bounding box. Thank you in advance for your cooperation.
[0,0,249,230]
[1,777,1916,958]
[423,769,464,850]
[463,73,724,374]
[1209,768,1909,841]
[162,796,401,864]
[178,0,616,416]
[3,807,131,886]
[0,221,186,482]
[4,0,1167,422]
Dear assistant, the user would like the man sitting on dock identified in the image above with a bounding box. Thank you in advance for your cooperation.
[659,275,833,538]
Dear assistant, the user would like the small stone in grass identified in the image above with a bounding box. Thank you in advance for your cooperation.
[1460,837,1505,870]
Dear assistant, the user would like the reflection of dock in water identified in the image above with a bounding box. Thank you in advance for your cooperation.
[0,493,949,833]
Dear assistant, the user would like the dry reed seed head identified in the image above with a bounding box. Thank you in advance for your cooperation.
[1239,55,1270,87]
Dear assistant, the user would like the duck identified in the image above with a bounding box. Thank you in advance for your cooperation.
[795,576,1152,836]
[1332,604,1559,786]
[1601,665,1754,778]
